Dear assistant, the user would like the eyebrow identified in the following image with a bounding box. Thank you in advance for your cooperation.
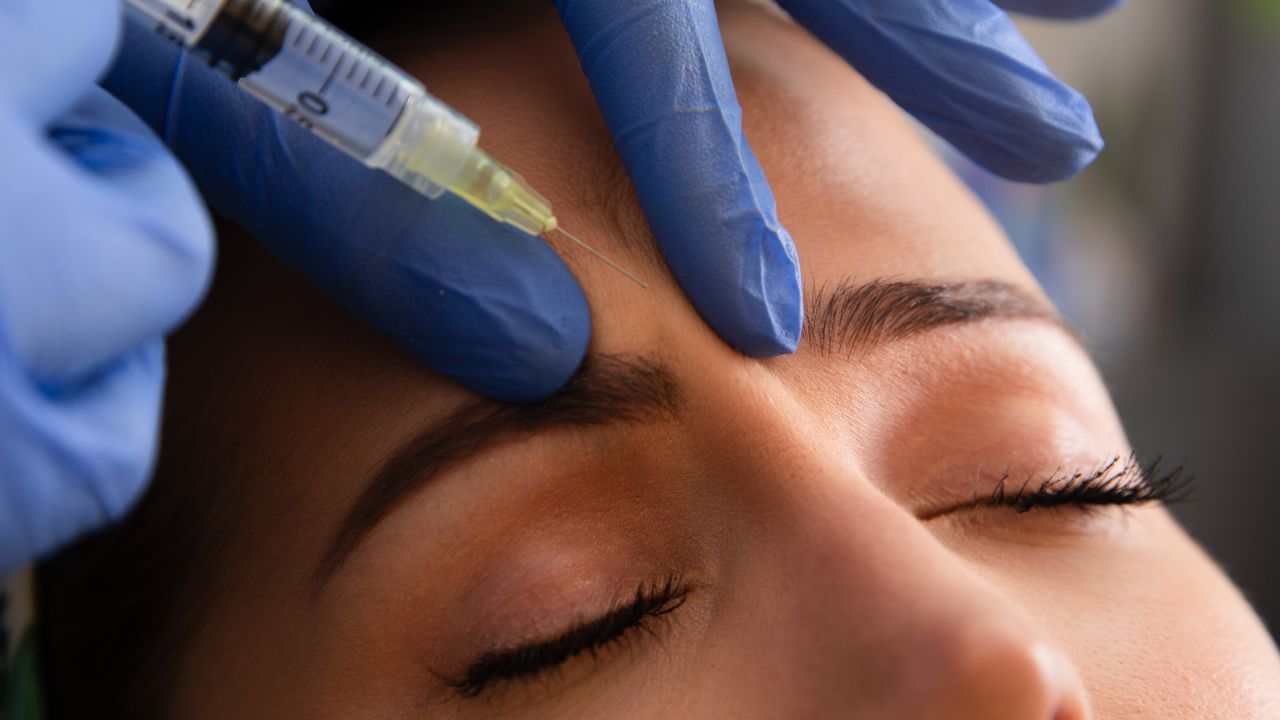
[312,277,1066,589]
[312,355,681,587]
[803,278,1071,356]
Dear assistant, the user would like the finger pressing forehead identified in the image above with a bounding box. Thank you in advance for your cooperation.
[365,0,1040,330]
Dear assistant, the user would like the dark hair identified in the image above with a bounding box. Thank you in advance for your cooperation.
[37,426,229,720]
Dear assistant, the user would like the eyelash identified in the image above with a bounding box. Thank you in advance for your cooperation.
[443,457,1185,697]
[982,454,1193,514]
[445,576,690,699]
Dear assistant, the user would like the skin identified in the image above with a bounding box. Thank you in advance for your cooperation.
[161,2,1280,717]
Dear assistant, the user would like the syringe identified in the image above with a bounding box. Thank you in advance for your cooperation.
[123,0,647,286]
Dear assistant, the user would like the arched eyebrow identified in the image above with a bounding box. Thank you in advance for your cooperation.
[803,278,1072,356]
[312,354,681,589]
[312,277,1069,591]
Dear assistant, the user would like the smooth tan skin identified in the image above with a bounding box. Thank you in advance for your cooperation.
[166,3,1280,718]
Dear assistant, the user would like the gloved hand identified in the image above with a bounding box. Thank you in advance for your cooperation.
[1,0,590,575]
[555,0,1115,356]
[0,0,212,574]
[105,5,591,404]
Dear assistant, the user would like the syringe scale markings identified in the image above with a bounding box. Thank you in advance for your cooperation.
[319,52,344,94]
[124,0,647,287]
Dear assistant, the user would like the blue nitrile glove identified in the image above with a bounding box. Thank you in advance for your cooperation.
[1,0,590,575]
[993,0,1121,19]
[105,4,590,404]
[0,0,212,574]
[555,0,1115,357]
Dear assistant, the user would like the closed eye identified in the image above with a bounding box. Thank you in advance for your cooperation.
[922,454,1193,521]
[441,576,690,699]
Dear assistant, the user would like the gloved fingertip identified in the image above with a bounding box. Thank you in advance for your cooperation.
[1027,136,1104,184]
[723,224,803,358]
[922,29,1106,184]
[674,213,803,359]
[326,190,592,405]
[559,0,801,358]
[779,0,1108,184]
[442,283,591,404]
[406,232,591,404]
[995,0,1124,20]
[980,96,1105,183]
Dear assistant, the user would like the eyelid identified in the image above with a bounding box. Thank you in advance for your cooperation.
[920,454,1192,521]
[985,456,1191,514]
[442,576,691,699]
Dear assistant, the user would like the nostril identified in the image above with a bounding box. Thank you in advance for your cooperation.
[1054,701,1090,720]
[1032,644,1092,720]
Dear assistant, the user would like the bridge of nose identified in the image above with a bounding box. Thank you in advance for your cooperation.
[656,368,1092,719]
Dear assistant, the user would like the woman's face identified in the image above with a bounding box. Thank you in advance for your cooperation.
[170,3,1280,717]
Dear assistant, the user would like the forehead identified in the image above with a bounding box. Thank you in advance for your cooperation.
[384,2,1039,319]
[167,9,1135,701]
[192,0,1078,537]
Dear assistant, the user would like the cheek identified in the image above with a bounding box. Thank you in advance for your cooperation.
[1082,532,1280,718]
[961,509,1280,717]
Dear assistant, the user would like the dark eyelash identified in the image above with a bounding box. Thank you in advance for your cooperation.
[984,454,1194,513]
[441,457,1183,697]
[443,576,690,699]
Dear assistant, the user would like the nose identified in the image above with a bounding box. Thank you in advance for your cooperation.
[769,488,1094,720]
[915,625,1090,720]
[678,358,1100,719]
[705,403,1095,719]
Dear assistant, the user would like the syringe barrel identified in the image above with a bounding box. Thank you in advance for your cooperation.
[124,0,480,198]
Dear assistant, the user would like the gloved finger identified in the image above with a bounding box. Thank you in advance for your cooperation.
[992,0,1122,19]
[555,0,802,357]
[775,0,1103,183]
[0,340,165,574]
[0,0,121,123]
[0,86,213,387]
[105,22,590,402]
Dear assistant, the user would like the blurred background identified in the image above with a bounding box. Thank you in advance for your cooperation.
[949,1,1279,638]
